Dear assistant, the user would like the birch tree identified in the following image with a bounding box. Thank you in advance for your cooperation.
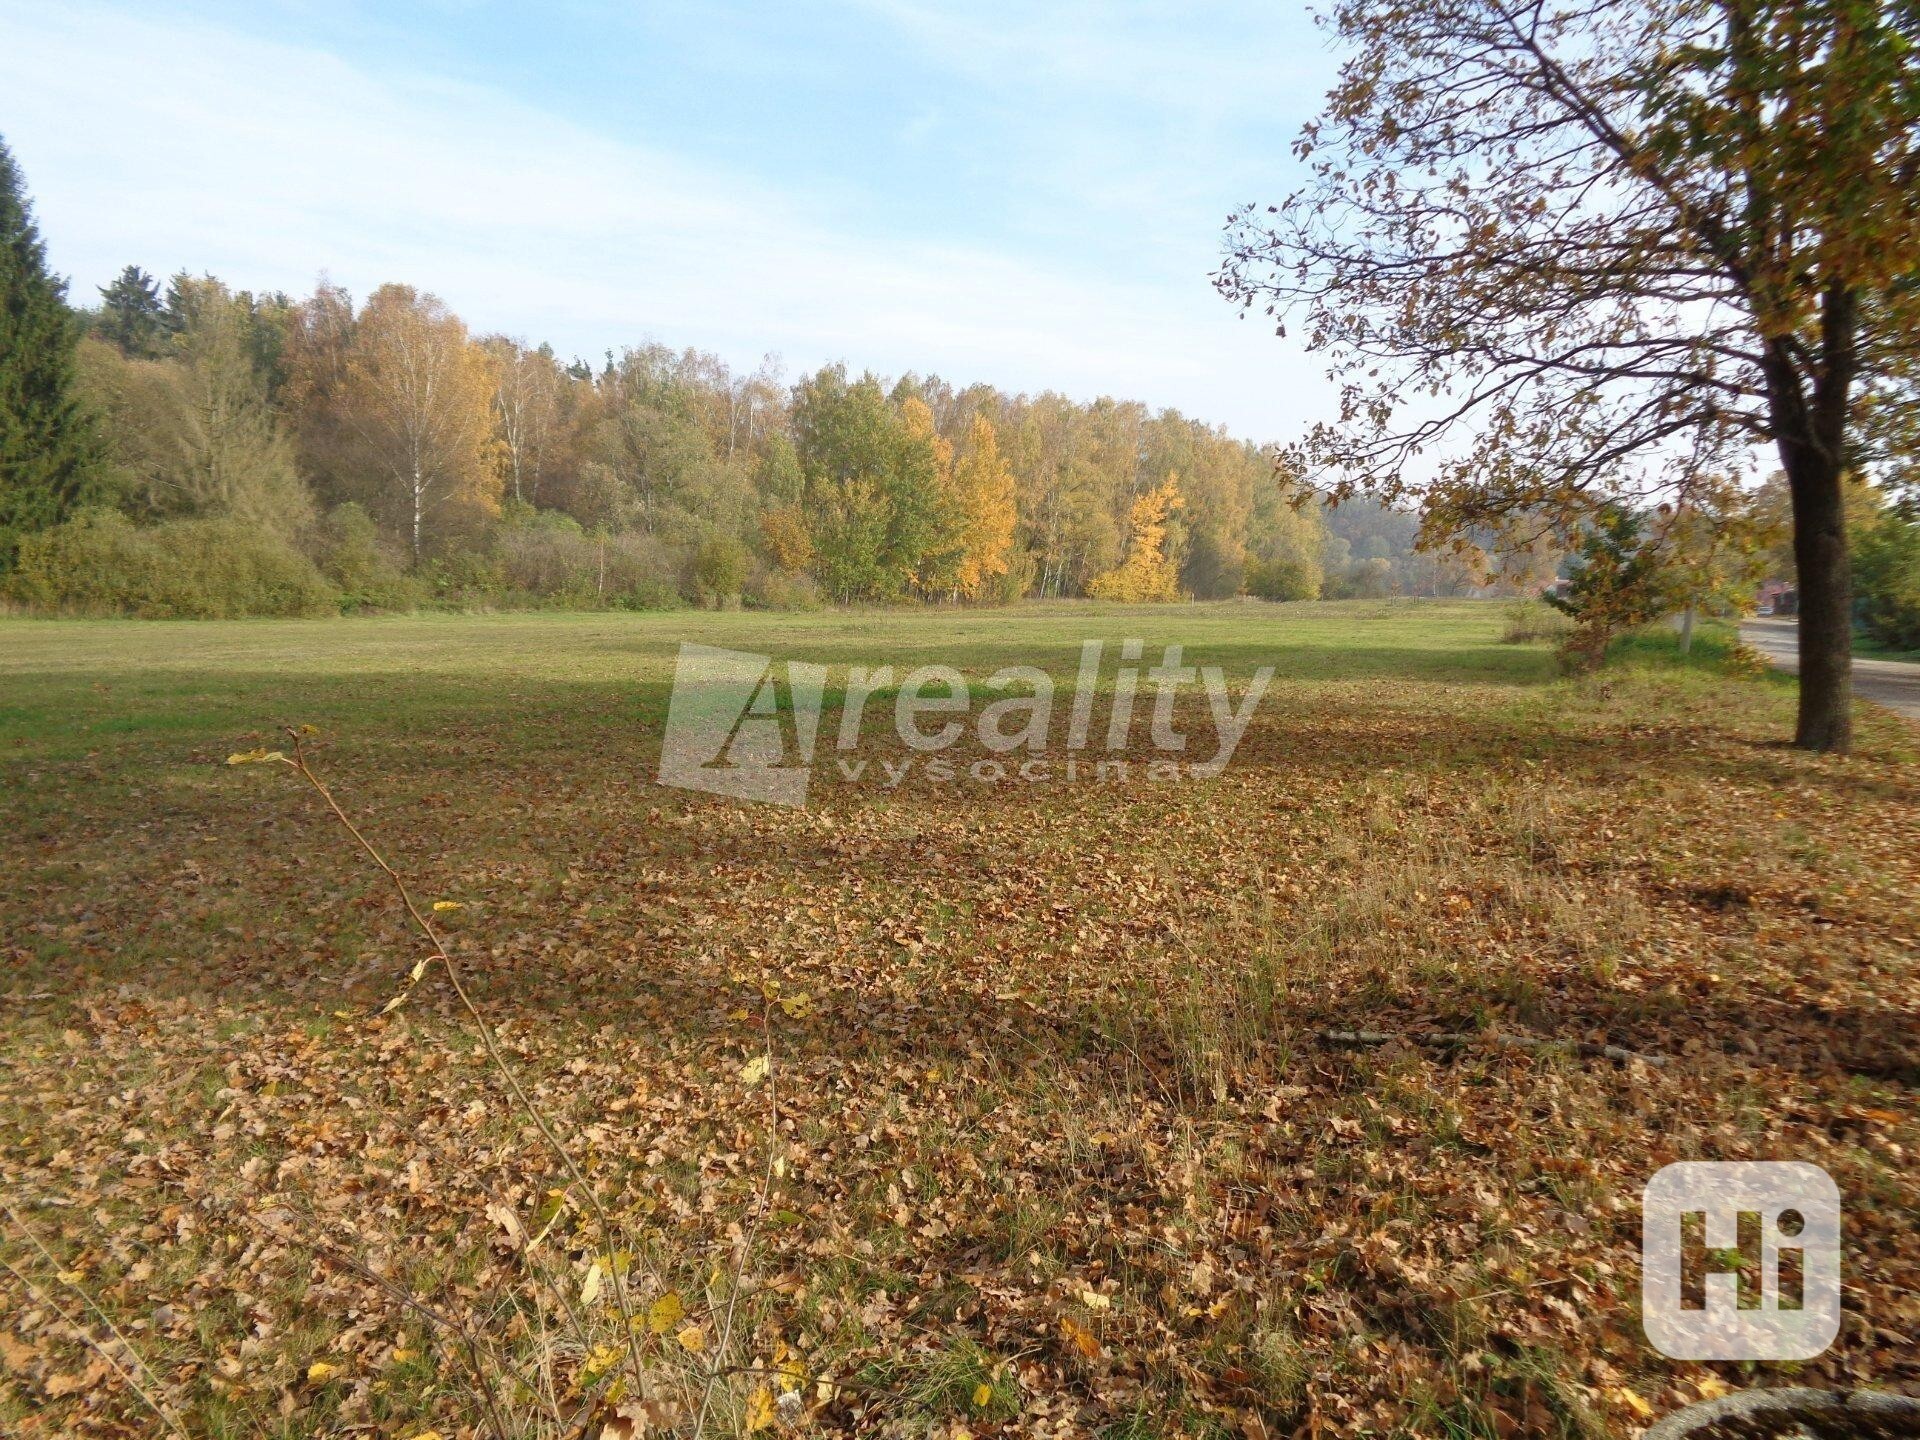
[341,285,500,559]
[484,338,566,507]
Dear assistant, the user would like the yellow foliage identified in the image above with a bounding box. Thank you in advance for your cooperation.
[338,284,503,557]
[645,1291,684,1334]
[950,415,1017,598]
[745,1385,778,1432]
[760,504,815,573]
[1087,475,1183,602]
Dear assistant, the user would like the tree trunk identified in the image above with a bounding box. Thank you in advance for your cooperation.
[1787,453,1852,753]
[1678,601,1695,657]
[1765,285,1857,756]
[412,472,424,564]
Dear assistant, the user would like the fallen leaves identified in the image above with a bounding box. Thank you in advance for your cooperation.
[744,1383,777,1432]
[646,1291,684,1335]
[5,614,1919,1438]
[1058,1315,1102,1359]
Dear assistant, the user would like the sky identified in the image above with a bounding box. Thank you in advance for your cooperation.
[0,0,1337,444]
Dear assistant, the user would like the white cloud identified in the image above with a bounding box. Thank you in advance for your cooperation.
[0,0,1328,440]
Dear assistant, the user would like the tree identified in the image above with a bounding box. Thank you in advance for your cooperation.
[282,280,359,509]
[1855,347,1920,507]
[0,136,95,570]
[1660,483,1772,655]
[898,396,956,596]
[484,338,567,506]
[1546,505,1677,669]
[76,281,311,540]
[1220,0,1920,752]
[587,345,738,540]
[1854,503,1920,650]
[792,366,941,601]
[1247,554,1322,600]
[691,533,749,607]
[325,285,501,559]
[947,414,1017,599]
[96,265,165,357]
[1088,476,1185,602]
[759,504,814,573]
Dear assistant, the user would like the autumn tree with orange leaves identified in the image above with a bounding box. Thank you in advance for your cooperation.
[289,284,501,560]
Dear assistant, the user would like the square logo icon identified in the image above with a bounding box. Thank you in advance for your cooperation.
[1642,1161,1841,1361]
[656,643,827,808]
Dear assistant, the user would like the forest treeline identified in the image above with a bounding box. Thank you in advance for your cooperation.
[0,139,1525,617]
[42,268,1520,616]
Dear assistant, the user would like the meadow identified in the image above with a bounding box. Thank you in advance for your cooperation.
[1,600,1916,1438]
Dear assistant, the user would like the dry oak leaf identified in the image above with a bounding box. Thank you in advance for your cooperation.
[1059,1315,1101,1358]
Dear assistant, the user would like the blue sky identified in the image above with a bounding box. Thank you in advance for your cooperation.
[0,0,1335,440]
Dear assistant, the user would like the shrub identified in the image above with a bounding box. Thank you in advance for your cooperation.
[600,532,683,609]
[745,566,822,611]
[479,510,683,609]
[425,547,509,607]
[4,508,338,618]
[1548,507,1675,672]
[1499,600,1575,644]
[1246,555,1322,602]
[493,509,592,598]
[316,503,424,612]
[691,535,750,608]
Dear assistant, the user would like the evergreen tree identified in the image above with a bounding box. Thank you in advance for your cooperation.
[96,264,165,356]
[0,135,94,570]
[1546,505,1676,670]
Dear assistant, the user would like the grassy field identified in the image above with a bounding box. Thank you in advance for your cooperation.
[1,599,1916,1438]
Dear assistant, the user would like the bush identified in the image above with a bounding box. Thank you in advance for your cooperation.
[493,509,592,598]
[1548,506,1676,672]
[1245,555,1322,601]
[745,566,822,611]
[598,531,683,609]
[1499,600,1575,644]
[1855,511,1920,651]
[316,503,425,612]
[1325,557,1392,599]
[425,548,510,607]
[450,510,684,610]
[4,508,339,618]
[691,535,750,608]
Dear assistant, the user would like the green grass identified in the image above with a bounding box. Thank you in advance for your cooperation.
[1855,629,1920,663]
[0,597,1542,747]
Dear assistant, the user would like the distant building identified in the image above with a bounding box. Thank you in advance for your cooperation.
[1757,580,1797,616]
